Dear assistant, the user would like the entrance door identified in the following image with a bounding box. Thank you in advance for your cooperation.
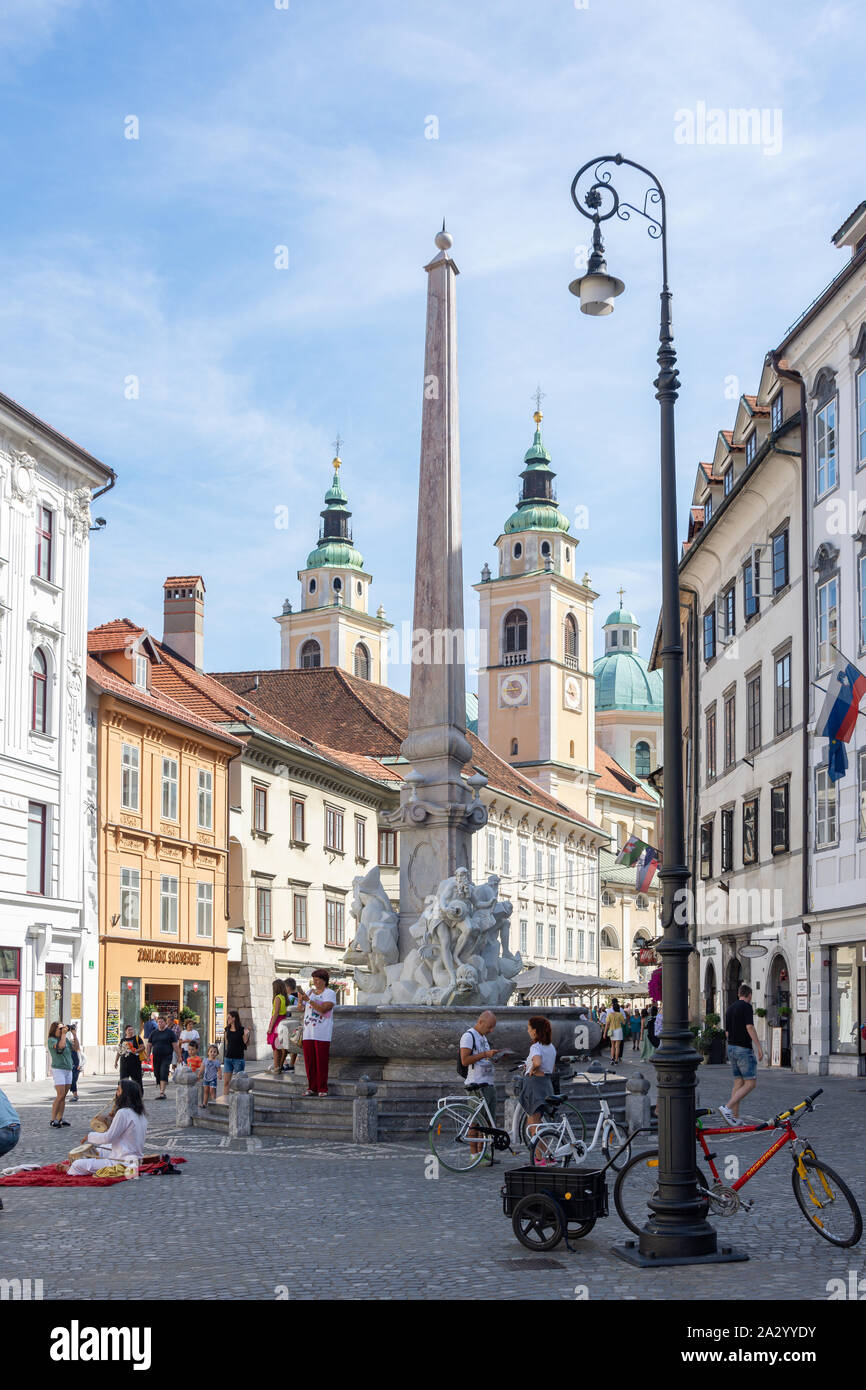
[45,965,64,1026]
[704,962,717,1018]
[144,983,180,1022]
[725,956,742,1014]
[0,983,19,1074]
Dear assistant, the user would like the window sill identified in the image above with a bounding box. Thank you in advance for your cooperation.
[251,829,272,842]
[291,840,309,850]
[324,846,345,857]
[29,730,56,745]
[378,863,397,872]
[324,941,346,951]
[292,937,310,947]
[354,855,368,866]
[31,574,61,596]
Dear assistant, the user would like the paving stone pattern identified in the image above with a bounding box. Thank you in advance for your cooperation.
[2,1060,864,1301]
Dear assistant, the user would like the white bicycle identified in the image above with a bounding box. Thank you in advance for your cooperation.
[529,1069,632,1172]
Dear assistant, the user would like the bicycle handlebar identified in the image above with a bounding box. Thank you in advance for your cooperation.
[771,1088,823,1127]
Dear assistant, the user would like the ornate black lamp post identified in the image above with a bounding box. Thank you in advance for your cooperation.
[570,154,745,1266]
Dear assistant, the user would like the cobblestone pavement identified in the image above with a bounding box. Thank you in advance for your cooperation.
[2,1059,864,1301]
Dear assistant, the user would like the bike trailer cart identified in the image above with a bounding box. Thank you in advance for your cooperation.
[501,1163,609,1250]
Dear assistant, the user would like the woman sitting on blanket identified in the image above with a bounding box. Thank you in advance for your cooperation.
[67,1079,147,1176]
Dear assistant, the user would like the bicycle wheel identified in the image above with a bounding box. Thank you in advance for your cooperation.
[614,1149,709,1235]
[602,1123,632,1172]
[428,1102,487,1173]
[511,1193,563,1251]
[520,1100,586,1149]
[529,1126,573,1168]
[791,1156,863,1248]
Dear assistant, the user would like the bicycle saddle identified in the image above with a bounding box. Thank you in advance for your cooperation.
[542,1094,568,1107]
[695,1107,714,1118]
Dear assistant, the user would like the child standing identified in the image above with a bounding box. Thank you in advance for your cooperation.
[201,1045,221,1106]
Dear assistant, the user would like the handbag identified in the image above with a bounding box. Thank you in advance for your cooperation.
[288,1025,303,1052]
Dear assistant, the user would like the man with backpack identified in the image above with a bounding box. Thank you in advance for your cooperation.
[459,1011,503,1162]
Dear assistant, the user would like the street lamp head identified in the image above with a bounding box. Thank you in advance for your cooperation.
[569,221,624,315]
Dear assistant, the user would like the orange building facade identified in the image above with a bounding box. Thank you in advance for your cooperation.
[87,621,239,1066]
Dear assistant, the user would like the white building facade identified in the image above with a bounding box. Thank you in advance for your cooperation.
[0,394,114,1079]
[780,202,866,1074]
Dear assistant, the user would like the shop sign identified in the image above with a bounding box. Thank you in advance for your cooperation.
[33,991,45,1019]
[796,934,808,980]
[70,993,82,1017]
[770,1026,783,1068]
[106,1007,120,1045]
[137,948,201,965]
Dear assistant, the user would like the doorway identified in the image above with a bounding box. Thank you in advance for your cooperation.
[144,983,180,1022]
[768,953,791,1067]
[725,955,742,1014]
[704,961,717,1018]
[45,964,64,1027]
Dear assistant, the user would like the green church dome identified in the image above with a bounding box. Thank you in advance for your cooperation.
[604,607,639,627]
[593,651,664,712]
[503,410,572,536]
[504,502,572,535]
[305,457,365,570]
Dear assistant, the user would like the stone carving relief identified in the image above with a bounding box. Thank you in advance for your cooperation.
[66,487,92,545]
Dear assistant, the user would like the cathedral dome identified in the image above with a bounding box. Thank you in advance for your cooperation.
[306,456,365,570]
[593,650,663,711]
[593,596,663,711]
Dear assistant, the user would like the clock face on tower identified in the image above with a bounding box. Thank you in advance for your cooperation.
[563,674,582,711]
[499,672,529,707]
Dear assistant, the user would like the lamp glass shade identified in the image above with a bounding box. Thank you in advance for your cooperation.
[571,270,625,316]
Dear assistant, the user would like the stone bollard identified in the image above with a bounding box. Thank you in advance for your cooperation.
[229,1072,254,1138]
[625,1071,652,1137]
[175,1067,198,1128]
[353,1076,378,1144]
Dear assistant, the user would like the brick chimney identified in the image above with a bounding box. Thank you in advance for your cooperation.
[162,576,205,670]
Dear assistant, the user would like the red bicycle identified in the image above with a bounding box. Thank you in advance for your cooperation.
[614,1088,863,1247]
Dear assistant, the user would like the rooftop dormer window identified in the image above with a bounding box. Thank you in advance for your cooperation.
[771,392,783,432]
[745,432,757,465]
[704,494,712,524]
[134,655,148,690]
[723,466,733,496]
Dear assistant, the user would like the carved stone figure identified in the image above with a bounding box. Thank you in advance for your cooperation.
[343,866,399,1006]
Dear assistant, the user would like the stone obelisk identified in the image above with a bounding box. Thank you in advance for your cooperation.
[397,228,487,947]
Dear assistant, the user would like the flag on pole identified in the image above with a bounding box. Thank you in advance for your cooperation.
[816,656,866,782]
[616,834,660,891]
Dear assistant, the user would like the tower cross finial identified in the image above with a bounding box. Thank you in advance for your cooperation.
[532,384,546,415]
[332,432,343,467]
[617,586,626,608]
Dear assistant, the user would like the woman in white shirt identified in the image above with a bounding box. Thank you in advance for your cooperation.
[297,969,337,1097]
[67,1079,147,1175]
[518,1016,557,1142]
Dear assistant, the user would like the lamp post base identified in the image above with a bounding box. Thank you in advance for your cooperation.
[612,1239,749,1268]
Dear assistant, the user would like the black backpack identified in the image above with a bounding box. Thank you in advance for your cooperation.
[458,1028,481,1079]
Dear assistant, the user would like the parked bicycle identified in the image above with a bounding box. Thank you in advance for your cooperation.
[429,1071,520,1172]
[529,1068,632,1172]
[512,1055,587,1150]
[614,1088,862,1248]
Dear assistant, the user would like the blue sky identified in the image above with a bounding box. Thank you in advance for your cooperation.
[2,0,864,691]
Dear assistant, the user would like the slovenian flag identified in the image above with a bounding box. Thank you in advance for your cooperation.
[817,657,866,782]
[616,834,660,892]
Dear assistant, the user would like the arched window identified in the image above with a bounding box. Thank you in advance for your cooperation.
[300,639,321,669]
[513,542,523,560]
[356,582,363,596]
[503,609,527,657]
[564,613,578,665]
[353,643,370,680]
[601,926,619,950]
[309,578,317,594]
[541,540,551,557]
[32,648,48,732]
[510,738,518,757]
[333,576,342,592]
[635,741,651,778]
[601,889,616,908]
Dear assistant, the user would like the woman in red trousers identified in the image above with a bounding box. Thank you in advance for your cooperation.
[297,970,337,1097]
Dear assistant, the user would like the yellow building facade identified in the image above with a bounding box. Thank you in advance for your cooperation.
[87,621,239,1064]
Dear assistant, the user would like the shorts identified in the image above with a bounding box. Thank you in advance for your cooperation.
[609,1029,623,1042]
[52,1068,73,1086]
[223,1057,245,1074]
[152,1055,172,1084]
[728,1044,757,1080]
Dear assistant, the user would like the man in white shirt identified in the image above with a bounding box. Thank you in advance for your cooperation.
[459,1010,502,1161]
[297,969,337,1097]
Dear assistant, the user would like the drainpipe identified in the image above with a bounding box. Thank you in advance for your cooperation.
[91,474,117,502]
[770,353,809,937]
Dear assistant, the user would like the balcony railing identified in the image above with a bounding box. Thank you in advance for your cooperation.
[503,651,527,666]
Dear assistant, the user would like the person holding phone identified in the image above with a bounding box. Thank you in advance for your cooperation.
[459,1010,501,1161]
[297,970,337,1097]
[46,1021,74,1127]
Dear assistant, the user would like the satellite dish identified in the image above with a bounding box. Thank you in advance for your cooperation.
[739,944,768,958]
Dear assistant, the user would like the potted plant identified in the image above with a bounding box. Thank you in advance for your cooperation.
[778,1005,792,1019]
[697,1013,726,1065]
[139,1005,153,1025]
[179,1006,199,1027]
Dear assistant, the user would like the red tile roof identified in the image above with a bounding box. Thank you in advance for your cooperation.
[698,461,713,480]
[88,618,148,653]
[210,665,604,829]
[87,654,242,747]
[164,576,204,588]
[594,746,656,803]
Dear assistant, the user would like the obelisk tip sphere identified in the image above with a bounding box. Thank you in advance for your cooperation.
[434,229,453,251]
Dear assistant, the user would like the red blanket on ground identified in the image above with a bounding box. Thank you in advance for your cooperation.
[0,1156,186,1187]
